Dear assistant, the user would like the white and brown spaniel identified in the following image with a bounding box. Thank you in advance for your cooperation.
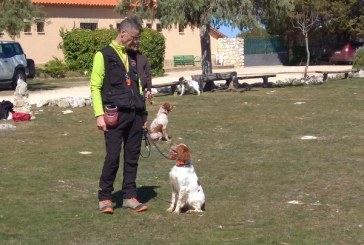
[166,143,205,214]
[177,77,201,96]
[149,102,173,141]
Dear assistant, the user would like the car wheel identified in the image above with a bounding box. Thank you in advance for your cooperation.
[27,59,36,79]
[11,69,26,89]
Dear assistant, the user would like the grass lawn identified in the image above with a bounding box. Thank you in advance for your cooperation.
[0,78,363,244]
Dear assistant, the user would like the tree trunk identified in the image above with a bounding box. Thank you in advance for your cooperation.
[304,31,309,78]
[200,24,213,75]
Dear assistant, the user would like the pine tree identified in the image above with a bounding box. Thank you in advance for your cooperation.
[0,0,45,39]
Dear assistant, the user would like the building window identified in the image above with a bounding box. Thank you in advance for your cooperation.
[178,24,184,33]
[156,23,162,32]
[80,22,98,31]
[36,22,45,33]
[146,23,152,29]
[24,22,31,33]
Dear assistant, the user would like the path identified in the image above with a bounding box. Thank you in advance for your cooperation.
[0,65,352,106]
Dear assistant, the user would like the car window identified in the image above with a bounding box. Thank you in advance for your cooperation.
[3,44,15,58]
[1,43,24,58]
[12,43,24,55]
[0,44,4,58]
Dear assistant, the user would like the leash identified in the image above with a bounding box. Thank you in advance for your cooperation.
[140,128,151,158]
[140,128,170,159]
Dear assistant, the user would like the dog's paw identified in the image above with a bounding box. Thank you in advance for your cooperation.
[166,207,174,212]
[173,210,181,214]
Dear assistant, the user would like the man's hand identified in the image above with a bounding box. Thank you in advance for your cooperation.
[145,90,152,99]
[143,120,148,129]
[145,91,153,104]
[96,115,108,132]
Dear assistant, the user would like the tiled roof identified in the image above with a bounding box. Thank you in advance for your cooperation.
[31,0,118,7]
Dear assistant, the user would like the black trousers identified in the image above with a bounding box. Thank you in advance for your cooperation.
[98,109,143,201]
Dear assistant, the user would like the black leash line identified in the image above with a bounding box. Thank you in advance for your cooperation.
[140,128,170,159]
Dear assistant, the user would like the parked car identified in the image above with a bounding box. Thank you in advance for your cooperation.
[329,41,364,65]
[0,41,35,89]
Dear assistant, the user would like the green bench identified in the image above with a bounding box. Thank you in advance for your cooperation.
[173,55,200,66]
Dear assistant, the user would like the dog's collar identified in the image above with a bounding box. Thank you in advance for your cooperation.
[176,160,191,167]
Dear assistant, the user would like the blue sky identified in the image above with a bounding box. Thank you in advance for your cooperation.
[217,25,241,38]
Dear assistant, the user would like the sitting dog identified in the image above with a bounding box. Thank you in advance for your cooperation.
[149,102,173,141]
[177,77,201,96]
[167,143,205,214]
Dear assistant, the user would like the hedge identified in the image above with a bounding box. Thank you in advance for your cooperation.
[60,28,165,76]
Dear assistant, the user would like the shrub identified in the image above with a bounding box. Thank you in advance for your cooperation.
[139,28,165,76]
[60,28,165,76]
[44,57,68,78]
[353,46,364,70]
[61,29,116,72]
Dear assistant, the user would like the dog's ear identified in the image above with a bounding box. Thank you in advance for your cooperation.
[163,102,173,112]
[176,144,191,162]
[179,76,184,82]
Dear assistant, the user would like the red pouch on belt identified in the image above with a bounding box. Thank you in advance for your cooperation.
[103,105,118,128]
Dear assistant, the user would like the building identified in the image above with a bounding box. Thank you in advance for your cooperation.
[0,0,227,66]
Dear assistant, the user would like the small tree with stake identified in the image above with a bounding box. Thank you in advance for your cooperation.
[290,0,318,78]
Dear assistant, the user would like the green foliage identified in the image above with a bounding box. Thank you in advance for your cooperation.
[238,27,272,39]
[0,0,45,39]
[318,0,364,39]
[255,0,364,47]
[253,0,294,36]
[289,45,306,65]
[43,57,68,78]
[139,28,165,76]
[60,28,165,76]
[353,47,364,70]
[61,29,116,72]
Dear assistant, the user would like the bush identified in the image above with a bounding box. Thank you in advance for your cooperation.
[61,29,116,72]
[44,57,68,78]
[353,46,364,70]
[60,28,165,76]
[139,28,165,77]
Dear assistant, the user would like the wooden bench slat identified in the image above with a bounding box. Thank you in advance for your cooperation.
[315,69,357,81]
[151,81,181,89]
[237,74,276,79]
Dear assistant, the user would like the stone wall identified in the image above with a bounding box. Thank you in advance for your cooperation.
[216,38,244,67]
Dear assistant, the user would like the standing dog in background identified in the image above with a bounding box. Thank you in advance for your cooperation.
[167,143,205,214]
[177,77,201,96]
[149,102,173,141]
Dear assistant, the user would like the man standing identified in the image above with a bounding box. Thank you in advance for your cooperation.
[90,17,148,214]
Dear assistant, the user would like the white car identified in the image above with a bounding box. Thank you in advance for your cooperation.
[0,41,35,89]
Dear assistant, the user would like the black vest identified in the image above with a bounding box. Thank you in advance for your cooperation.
[101,46,145,111]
